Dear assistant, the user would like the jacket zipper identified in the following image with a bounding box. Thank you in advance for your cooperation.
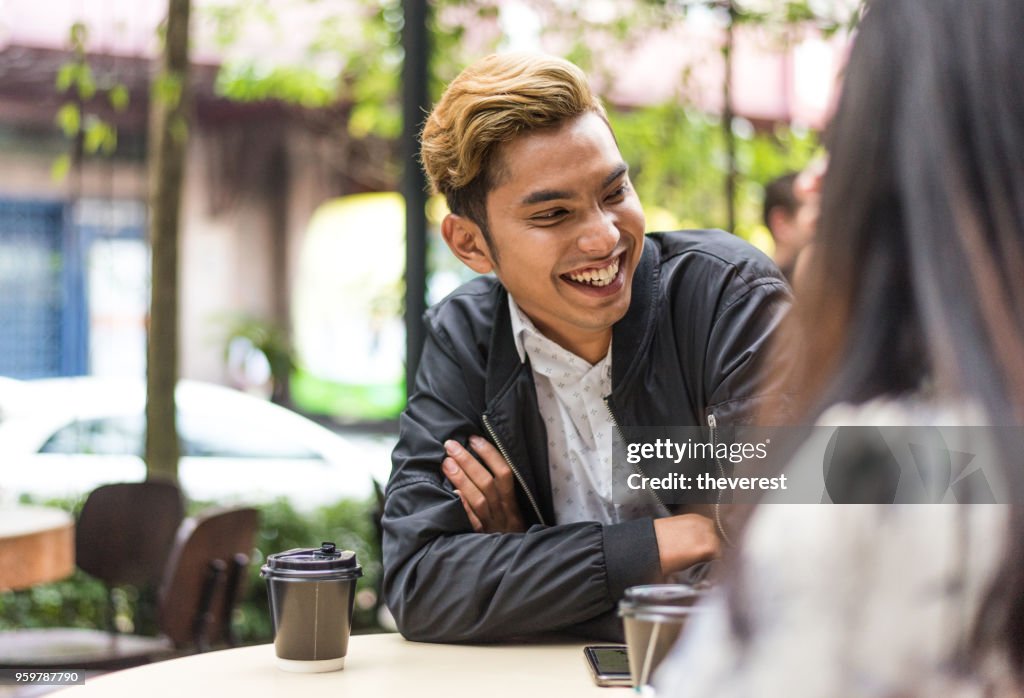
[604,398,670,515]
[707,412,734,546]
[482,414,546,526]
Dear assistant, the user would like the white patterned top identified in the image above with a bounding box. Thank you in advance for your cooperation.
[508,296,659,525]
[654,399,1018,697]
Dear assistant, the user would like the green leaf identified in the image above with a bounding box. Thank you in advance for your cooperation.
[783,1,816,23]
[109,84,130,112]
[83,119,106,154]
[54,103,80,137]
[81,117,117,155]
[77,65,96,100]
[347,103,377,138]
[51,154,71,182]
[56,63,79,93]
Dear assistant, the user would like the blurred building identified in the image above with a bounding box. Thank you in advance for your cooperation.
[0,1,391,386]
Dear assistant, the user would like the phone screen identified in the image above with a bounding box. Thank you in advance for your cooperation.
[584,645,632,687]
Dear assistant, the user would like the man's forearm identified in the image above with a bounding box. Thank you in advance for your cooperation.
[386,522,624,642]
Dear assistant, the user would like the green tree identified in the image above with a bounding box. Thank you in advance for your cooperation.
[609,105,819,240]
[533,0,861,233]
[203,0,858,234]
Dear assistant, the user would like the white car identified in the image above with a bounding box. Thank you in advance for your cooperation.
[0,377,395,510]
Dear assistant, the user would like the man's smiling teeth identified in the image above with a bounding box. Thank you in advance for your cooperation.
[567,257,620,287]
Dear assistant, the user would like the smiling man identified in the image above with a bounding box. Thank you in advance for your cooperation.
[382,53,790,642]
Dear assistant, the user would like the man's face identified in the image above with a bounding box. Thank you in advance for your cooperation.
[478,112,646,356]
[793,161,824,246]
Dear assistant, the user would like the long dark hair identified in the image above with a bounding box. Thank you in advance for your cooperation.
[781,0,1024,675]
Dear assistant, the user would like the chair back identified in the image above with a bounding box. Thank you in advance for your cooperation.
[158,506,260,650]
[75,481,185,588]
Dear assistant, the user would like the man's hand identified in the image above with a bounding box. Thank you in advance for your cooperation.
[443,436,526,533]
[653,514,720,576]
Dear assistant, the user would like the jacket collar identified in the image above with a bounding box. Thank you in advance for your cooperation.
[484,236,660,405]
[485,287,522,405]
[610,236,660,395]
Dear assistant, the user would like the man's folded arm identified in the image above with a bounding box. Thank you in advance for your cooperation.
[382,476,661,642]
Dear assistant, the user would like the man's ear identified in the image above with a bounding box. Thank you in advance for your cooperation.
[441,213,495,274]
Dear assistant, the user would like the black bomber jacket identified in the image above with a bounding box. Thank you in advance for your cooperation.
[382,230,791,643]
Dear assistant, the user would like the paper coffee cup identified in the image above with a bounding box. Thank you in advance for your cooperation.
[619,584,705,687]
[261,542,362,673]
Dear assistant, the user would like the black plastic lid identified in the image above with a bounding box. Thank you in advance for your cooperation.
[261,542,363,580]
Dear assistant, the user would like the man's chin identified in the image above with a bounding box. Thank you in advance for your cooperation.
[574,288,632,329]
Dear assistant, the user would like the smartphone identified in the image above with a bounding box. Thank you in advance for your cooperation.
[583,644,633,687]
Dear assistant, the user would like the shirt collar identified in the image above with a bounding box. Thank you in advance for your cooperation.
[507,294,535,364]
[507,295,611,378]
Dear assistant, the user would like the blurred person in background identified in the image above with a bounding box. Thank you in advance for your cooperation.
[762,172,807,282]
[656,0,1024,694]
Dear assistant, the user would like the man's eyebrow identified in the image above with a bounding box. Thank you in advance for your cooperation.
[603,163,629,188]
[519,163,630,207]
[520,188,575,206]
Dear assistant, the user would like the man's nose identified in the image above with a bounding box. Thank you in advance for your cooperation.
[577,213,620,256]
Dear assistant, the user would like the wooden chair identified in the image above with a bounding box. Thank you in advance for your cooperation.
[0,502,260,671]
[156,506,261,652]
[0,481,185,670]
[76,482,186,631]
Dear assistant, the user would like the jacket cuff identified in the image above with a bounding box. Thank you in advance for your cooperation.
[602,517,661,601]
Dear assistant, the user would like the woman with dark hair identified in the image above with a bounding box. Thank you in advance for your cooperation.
[655,0,1024,694]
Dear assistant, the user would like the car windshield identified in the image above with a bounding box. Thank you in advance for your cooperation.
[39,414,322,460]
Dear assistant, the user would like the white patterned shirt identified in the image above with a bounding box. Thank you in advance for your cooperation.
[508,296,659,525]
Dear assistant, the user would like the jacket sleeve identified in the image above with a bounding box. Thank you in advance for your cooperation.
[382,323,662,643]
[697,270,792,544]
[703,275,793,427]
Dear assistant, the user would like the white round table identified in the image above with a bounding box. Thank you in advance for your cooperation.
[51,632,613,697]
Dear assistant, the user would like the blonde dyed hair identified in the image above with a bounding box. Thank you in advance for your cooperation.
[420,53,607,235]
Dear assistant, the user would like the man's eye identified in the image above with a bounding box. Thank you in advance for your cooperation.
[532,209,567,222]
[606,184,628,202]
